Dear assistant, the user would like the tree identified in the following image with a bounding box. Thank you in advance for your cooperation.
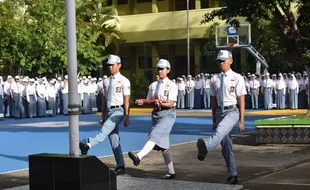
[0,0,122,77]
[201,0,310,111]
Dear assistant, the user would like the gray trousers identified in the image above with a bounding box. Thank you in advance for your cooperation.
[13,93,20,118]
[251,89,258,109]
[21,97,28,118]
[276,89,285,109]
[83,93,90,114]
[37,96,46,117]
[85,107,125,167]
[264,88,272,110]
[205,108,239,177]
[186,89,194,109]
[177,90,185,109]
[47,97,56,116]
[203,88,210,108]
[4,95,12,117]
[62,93,68,114]
[289,88,298,109]
[28,95,36,118]
[194,89,202,109]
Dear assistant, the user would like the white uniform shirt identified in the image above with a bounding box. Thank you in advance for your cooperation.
[210,69,247,107]
[186,80,195,89]
[194,80,202,89]
[55,81,63,91]
[177,82,186,91]
[36,84,47,98]
[89,83,97,93]
[203,79,211,89]
[249,79,260,89]
[10,82,19,94]
[146,77,177,104]
[46,85,57,99]
[103,72,130,108]
[27,84,37,101]
[263,78,273,88]
[0,85,3,97]
[301,78,307,90]
[62,81,68,93]
[3,81,11,95]
[276,80,286,94]
[19,85,25,97]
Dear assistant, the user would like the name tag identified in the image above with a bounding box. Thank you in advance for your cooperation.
[116,87,121,93]
[230,86,235,93]
[164,90,169,96]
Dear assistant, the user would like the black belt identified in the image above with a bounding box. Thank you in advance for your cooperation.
[264,87,271,89]
[219,104,237,110]
[250,88,257,90]
[154,107,175,111]
[109,105,123,109]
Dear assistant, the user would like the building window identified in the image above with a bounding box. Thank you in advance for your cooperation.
[201,0,209,8]
[139,56,153,69]
[121,58,130,70]
[175,0,195,11]
[118,0,128,5]
[137,0,152,3]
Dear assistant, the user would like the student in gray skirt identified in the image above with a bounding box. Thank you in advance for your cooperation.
[128,59,178,180]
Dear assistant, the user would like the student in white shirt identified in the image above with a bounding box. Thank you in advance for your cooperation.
[177,78,185,109]
[46,80,57,116]
[288,74,299,109]
[275,73,286,109]
[27,79,37,118]
[249,74,260,109]
[186,75,194,109]
[36,79,47,117]
[203,73,211,109]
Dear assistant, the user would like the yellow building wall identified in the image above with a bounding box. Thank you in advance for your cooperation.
[134,2,152,14]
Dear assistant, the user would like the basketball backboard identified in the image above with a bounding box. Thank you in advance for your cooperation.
[215,24,251,49]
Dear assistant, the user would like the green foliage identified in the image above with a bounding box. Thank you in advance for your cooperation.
[0,0,123,76]
[130,74,150,107]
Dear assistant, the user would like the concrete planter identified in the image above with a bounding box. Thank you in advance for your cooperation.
[29,153,116,190]
[255,116,310,144]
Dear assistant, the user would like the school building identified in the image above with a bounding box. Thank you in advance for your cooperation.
[106,0,250,81]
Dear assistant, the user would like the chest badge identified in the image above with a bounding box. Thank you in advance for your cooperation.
[164,90,169,96]
[116,87,121,93]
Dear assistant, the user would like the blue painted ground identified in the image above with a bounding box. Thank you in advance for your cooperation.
[0,114,272,173]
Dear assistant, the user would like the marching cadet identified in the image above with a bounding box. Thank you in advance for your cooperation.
[27,79,37,118]
[79,55,130,175]
[186,75,194,109]
[275,73,286,109]
[36,79,47,117]
[62,78,69,115]
[288,74,299,109]
[82,80,91,114]
[128,59,177,180]
[20,79,28,118]
[89,78,97,113]
[196,50,246,185]
[4,75,13,117]
[262,73,273,110]
[177,78,185,109]
[249,74,260,109]
[203,73,211,109]
[194,75,203,109]
[46,80,57,116]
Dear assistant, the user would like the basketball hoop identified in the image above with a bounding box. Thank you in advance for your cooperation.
[225,43,236,51]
